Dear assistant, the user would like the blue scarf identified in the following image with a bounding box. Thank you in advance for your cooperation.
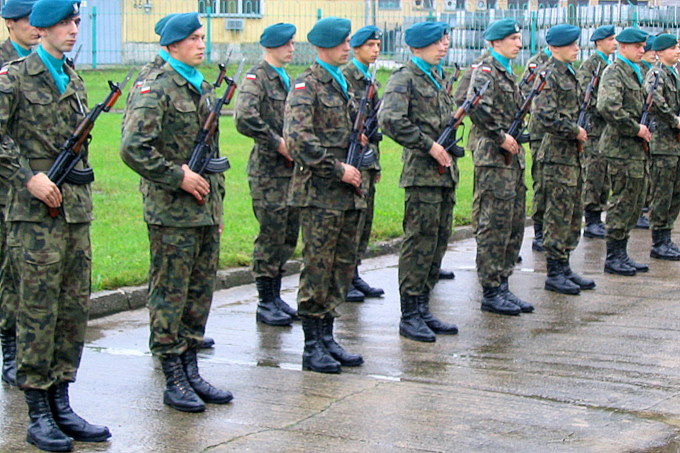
[490,48,513,75]
[596,50,610,65]
[411,56,440,91]
[158,48,170,62]
[268,62,290,91]
[617,54,643,85]
[168,56,204,94]
[316,57,348,98]
[37,44,69,95]
[543,47,553,58]
[352,58,372,80]
[11,40,31,58]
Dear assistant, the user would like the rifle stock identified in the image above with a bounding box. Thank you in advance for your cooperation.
[640,70,660,153]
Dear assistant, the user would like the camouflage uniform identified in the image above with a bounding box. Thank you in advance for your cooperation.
[235,60,299,280]
[0,52,92,390]
[467,55,525,288]
[121,64,225,357]
[379,60,457,297]
[284,62,364,318]
[453,51,490,107]
[640,61,654,212]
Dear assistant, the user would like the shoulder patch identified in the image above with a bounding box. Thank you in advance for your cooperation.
[294,82,306,90]
[245,73,257,80]
[140,86,151,94]
[0,66,8,75]
[528,63,537,69]
[481,66,492,73]
[471,64,479,69]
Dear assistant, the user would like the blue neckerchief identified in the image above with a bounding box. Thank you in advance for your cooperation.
[543,47,553,58]
[158,48,170,62]
[595,50,610,65]
[10,40,31,58]
[489,48,513,75]
[558,59,576,76]
[37,44,69,95]
[168,56,204,94]
[641,60,653,70]
[617,54,643,85]
[410,56,441,91]
[268,62,290,91]
[352,58,372,80]
[316,57,348,98]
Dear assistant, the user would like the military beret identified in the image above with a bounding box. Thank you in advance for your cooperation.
[590,25,615,42]
[350,25,382,48]
[307,17,351,48]
[616,27,648,44]
[644,34,655,52]
[652,33,677,51]
[483,18,520,42]
[154,13,179,36]
[2,0,36,19]
[260,23,296,48]
[405,21,448,48]
[29,0,79,28]
[546,24,580,47]
[160,12,202,47]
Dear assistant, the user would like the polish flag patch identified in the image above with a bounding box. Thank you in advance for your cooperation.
[140,86,151,94]
[135,80,144,87]
[529,63,537,69]
[0,67,8,75]
[294,82,306,90]
[245,73,257,80]
[481,66,492,73]
[471,64,479,69]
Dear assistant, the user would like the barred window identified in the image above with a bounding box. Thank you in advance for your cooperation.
[198,0,262,18]
[378,0,401,9]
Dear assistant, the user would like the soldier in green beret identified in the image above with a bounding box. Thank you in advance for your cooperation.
[235,23,299,326]
[636,34,657,230]
[121,12,233,412]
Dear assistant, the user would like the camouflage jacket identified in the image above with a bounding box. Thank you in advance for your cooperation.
[235,60,293,179]
[121,65,225,227]
[379,60,457,188]
[453,51,490,107]
[575,52,608,138]
[525,49,552,142]
[0,39,20,207]
[123,54,165,124]
[597,59,646,161]
[640,61,653,79]
[284,62,364,210]
[0,52,92,223]
[646,62,680,156]
[467,55,524,169]
[534,58,582,167]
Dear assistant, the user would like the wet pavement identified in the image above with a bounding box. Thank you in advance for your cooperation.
[3,225,680,452]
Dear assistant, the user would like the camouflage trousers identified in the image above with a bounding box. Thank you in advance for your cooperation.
[473,166,526,288]
[530,139,545,224]
[399,186,455,297]
[649,155,680,231]
[8,219,90,390]
[251,201,300,279]
[356,171,379,262]
[606,158,647,241]
[543,163,583,261]
[0,207,18,333]
[581,141,609,212]
[147,225,219,358]
[297,207,360,318]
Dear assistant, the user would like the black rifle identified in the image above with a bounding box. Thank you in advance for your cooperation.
[445,63,462,95]
[46,68,135,217]
[576,61,602,153]
[65,44,83,69]
[640,70,660,153]
[517,62,537,98]
[435,79,490,173]
[363,98,382,146]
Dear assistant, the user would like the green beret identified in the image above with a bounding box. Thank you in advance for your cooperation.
[307,17,351,48]
[483,18,520,42]
[160,12,202,47]
[154,14,179,36]
[644,35,655,52]
[2,0,36,19]
[590,25,615,42]
[546,24,580,47]
[29,0,79,28]
[260,23,296,48]
[616,27,648,44]
[405,21,448,49]
[652,33,677,51]
[350,25,382,48]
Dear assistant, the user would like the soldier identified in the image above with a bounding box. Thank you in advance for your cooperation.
[577,25,616,240]
[637,34,657,230]
[379,21,459,342]
[534,24,595,295]
[0,0,39,387]
[0,0,111,450]
[235,23,299,326]
[597,27,651,276]
[644,34,680,260]
[283,17,365,373]
[342,25,385,302]
[466,18,533,315]
[121,12,233,412]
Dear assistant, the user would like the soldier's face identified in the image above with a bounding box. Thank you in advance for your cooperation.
[657,45,680,66]
[318,37,351,66]
[493,33,522,60]
[354,39,381,65]
[6,17,40,49]
[551,42,579,63]
[169,27,206,67]
[619,42,645,63]
[267,39,295,67]
[596,35,617,55]
[413,37,448,65]
[38,15,80,58]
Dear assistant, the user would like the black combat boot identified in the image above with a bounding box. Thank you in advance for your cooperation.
[199,336,215,349]
[499,278,534,313]
[621,237,649,272]
[273,273,299,320]
[180,349,233,404]
[650,230,680,261]
[416,294,458,334]
[544,258,580,295]
[1,328,17,385]
[532,222,544,251]
[352,266,384,298]
[438,269,455,279]
[604,239,636,276]
[301,317,341,373]
[583,210,605,239]
[160,356,205,412]
[255,277,293,326]
[320,317,363,366]
[636,213,650,229]
[562,259,596,290]
[48,383,111,442]
[24,389,72,452]
[399,295,436,342]
[481,286,521,315]
[345,284,365,302]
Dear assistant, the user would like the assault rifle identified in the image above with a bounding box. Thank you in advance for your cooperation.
[503,69,551,165]
[517,63,538,98]
[640,70,660,153]
[445,63,462,95]
[363,98,382,147]
[435,79,491,174]
[576,61,601,153]
[187,58,245,205]
[46,68,135,217]
[66,44,82,69]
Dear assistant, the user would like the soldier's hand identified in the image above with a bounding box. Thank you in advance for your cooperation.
[277,138,293,164]
[341,163,362,188]
[360,133,369,147]
[638,124,652,143]
[500,133,520,155]
[219,222,225,235]
[27,172,62,208]
[676,117,680,130]
[375,173,382,184]
[429,142,451,168]
[180,164,210,202]
[577,127,588,143]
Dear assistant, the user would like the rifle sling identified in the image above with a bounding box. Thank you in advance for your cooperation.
[29,158,87,172]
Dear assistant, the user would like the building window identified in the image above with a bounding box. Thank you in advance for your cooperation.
[198,0,262,18]
[378,0,400,9]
